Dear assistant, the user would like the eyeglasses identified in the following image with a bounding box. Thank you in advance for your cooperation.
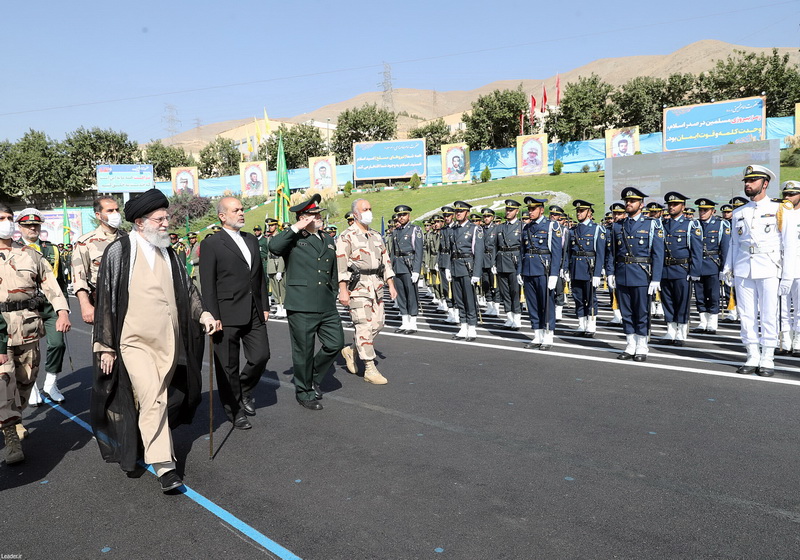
[146,215,170,224]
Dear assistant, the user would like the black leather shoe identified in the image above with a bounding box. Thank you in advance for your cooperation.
[672,340,685,347]
[775,348,791,356]
[452,334,465,340]
[523,342,540,349]
[792,350,800,357]
[691,326,706,334]
[756,367,775,377]
[234,414,252,430]
[297,398,323,411]
[394,327,407,334]
[736,365,757,374]
[539,344,552,351]
[633,354,647,362]
[404,328,416,334]
[242,396,256,416]
[705,330,716,335]
[617,352,633,360]
[583,332,595,338]
[159,470,183,493]
[312,382,323,400]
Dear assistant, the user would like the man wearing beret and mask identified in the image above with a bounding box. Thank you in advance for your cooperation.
[90,188,219,493]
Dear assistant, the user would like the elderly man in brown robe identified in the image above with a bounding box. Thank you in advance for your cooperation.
[90,188,218,493]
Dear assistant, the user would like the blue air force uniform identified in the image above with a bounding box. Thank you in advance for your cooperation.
[495,200,524,319]
[692,198,730,334]
[518,199,563,337]
[389,205,423,318]
[567,200,606,327]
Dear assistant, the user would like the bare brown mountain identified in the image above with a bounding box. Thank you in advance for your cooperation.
[161,40,798,148]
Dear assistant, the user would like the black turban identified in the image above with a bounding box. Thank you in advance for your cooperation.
[124,188,170,222]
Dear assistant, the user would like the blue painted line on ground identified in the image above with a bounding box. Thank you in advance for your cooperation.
[45,398,302,560]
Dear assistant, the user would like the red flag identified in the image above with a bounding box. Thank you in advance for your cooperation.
[530,95,536,124]
[541,85,548,113]
[556,74,561,106]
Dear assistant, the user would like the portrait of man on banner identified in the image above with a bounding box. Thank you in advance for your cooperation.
[605,126,640,158]
[309,156,336,189]
[516,135,547,175]
[172,167,199,195]
[442,143,469,183]
[240,161,267,197]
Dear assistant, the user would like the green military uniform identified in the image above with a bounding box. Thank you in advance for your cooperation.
[268,195,344,408]
[259,219,287,316]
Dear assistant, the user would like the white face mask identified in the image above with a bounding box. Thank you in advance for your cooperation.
[105,213,122,228]
[0,220,15,239]
[359,210,373,225]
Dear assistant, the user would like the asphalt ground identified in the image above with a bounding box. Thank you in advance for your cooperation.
[3,286,800,560]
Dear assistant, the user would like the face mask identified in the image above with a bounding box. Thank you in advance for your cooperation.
[0,220,14,239]
[360,211,373,225]
[105,213,122,228]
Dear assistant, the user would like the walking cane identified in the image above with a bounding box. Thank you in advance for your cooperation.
[208,339,214,460]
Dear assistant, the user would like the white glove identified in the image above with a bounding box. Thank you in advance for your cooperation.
[688,275,700,282]
[517,274,524,286]
[547,276,558,290]
[779,278,793,296]
[607,275,616,289]
[200,314,218,334]
[592,276,601,288]
[491,266,497,275]
[445,269,452,282]
[648,281,661,295]
[411,272,419,283]
[275,272,282,281]
[564,271,570,283]
[471,276,480,285]
[433,264,439,272]
[721,268,733,286]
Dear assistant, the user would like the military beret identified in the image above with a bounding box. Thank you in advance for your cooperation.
[620,187,646,200]
[664,191,689,204]
[742,165,776,182]
[124,188,169,222]
[394,205,412,214]
[452,201,471,211]
[289,193,323,214]
[694,198,716,208]
[15,208,43,224]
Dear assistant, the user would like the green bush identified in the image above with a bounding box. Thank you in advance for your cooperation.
[409,173,421,189]
[781,148,800,167]
[480,166,491,183]
[581,164,590,173]
[553,160,564,175]
[343,181,353,197]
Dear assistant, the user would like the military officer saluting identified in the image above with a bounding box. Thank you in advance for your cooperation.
[445,201,484,341]
[607,187,665,362]
[480,207,500,316]
[659,192,703,346]
[493,200,524,330]
[691,198,730,335]
[519,197,563,350]
[567,200,605,337]
[389,205,423,334]
[723,165,786,376]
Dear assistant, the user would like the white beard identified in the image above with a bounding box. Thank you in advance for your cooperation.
[225,218,244,230]
[141,221,170,248]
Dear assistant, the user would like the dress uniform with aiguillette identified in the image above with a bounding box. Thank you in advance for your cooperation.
[692,198,730,335]
[438,206,459,323]
[607,188,664,361]
[494,200,524,330]
[567,200,605,337]
[389,205,423,333]
[519,197,563,350]
[479,208,500,317]
[446,201,484,341]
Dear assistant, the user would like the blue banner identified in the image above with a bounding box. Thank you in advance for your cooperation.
[663,97,765,151]
[353,139,426,181]
[96,164,154,193]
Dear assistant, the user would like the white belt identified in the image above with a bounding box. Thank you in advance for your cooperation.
[742,245,778,255]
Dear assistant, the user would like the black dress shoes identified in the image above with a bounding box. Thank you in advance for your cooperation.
[736,365,757,374]
[159,470,183,493]
[775,348,791,356]
[312,382,323,400]
[394,327,407,334]
[538,344,552,351]
[242,396,256,416]
[633,354,647,362]
[297,398,323,411]
[756,367,774,377]
[234,413,252,430]
[523,342,539,349]
[672,340,685,347]
[617,352,634,360]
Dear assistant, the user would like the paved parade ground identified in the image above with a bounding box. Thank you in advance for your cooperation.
[4,291,800,559]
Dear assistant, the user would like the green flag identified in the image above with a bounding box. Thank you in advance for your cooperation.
[275,133,291,224]
[62,199,71,244]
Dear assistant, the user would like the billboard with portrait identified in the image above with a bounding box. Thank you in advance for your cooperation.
[605,127,639,158]
[441,143,470,183]
[516,134,548,175]
[309,156,337,189]
[240,161,268,197]
[171,166,199,195]
[96,164,154,193]
[663,96,766,151]
[353,139,426,181]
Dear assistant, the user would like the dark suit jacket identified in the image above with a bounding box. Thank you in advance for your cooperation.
[200,229,269,325]
[268,227,338,313]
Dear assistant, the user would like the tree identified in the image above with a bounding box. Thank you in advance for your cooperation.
[331,104,397,164]
[544,74,615,142]
[0,130,72,201]
[144,140,196,181]
[258,123,326,170]
[407,119,455,154]
[698,49,800,117]
[462,87,528,150]
[199,136,240,178]
[62,127,141,192]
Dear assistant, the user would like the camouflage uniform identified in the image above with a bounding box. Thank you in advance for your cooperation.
[0,245,69,428]
[336,224,395,362]
[72,226,122,304]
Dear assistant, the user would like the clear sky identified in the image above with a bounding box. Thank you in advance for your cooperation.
[1,0,798,144]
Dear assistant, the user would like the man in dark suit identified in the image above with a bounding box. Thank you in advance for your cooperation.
[268,194,344,411]
[200,197,271,430]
